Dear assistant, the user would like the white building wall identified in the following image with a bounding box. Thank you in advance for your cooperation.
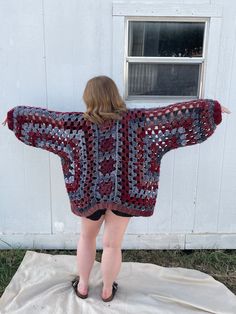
[0,0,235,249]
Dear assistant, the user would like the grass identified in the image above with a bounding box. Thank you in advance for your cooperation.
[0,249,236,298]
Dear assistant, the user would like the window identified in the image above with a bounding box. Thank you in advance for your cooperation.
[125,19,208,100]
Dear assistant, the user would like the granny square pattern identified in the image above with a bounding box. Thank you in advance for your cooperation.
[6,98,222,217]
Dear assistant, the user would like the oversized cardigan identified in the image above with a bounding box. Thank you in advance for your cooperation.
[6,98,222,217]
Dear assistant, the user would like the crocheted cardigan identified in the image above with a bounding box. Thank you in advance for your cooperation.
[6,98,222,218]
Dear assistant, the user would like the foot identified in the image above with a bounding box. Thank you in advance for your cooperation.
[72,276,89,299]
[102,287,113,299]
[77,281,89,295]
[101,282,118,301]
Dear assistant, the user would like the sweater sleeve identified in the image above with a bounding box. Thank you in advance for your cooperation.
[6,105,83,158]
[154,98,222,155]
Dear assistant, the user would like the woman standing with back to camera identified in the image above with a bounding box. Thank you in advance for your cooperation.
[3,75,231,302]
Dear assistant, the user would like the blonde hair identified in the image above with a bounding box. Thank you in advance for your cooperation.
[82,75,128,124]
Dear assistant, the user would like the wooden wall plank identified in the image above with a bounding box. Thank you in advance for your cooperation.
[0,0,52,234]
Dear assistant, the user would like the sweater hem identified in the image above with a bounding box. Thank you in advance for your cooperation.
[7,108,14,130]
[213,100,222,125]
[70,201,154,218]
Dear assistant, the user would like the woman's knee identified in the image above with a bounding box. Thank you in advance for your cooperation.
[102,236,122,249]
[80,232,97,242]
[102,225,127,248]
[102,210,131,248]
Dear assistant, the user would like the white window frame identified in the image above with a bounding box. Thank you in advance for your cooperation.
[112,2,223,106]
[125,17,208,101]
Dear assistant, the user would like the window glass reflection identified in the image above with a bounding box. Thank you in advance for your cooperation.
[128,63,200,96]
[128,21,205,57]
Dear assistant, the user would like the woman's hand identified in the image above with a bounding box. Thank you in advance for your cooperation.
[221,105,231,114]
[2,116,8,126]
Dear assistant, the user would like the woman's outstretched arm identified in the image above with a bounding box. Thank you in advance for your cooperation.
[2,105,83,158]
[147,98,230,156]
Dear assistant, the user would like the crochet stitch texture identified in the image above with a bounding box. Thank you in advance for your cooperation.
[6,98,222,217]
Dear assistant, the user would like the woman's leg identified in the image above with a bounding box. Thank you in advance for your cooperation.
[101,210,131,299]
[77,213,104,294]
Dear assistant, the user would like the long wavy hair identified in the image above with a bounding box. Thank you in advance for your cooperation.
[82,75,128,124]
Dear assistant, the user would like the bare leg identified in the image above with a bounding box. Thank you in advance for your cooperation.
[101,210,131,299]
[76,214,104,295]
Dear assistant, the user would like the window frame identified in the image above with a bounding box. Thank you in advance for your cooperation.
[125,17,209,101]
[112,2,223,106]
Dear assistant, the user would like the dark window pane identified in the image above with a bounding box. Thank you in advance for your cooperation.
[128,63,200,96]
[128,21,204,57]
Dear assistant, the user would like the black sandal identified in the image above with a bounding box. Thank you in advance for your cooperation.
[101,282,118,302]
[72,275,89,299]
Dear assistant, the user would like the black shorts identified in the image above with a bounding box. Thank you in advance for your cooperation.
[86,209,133,221]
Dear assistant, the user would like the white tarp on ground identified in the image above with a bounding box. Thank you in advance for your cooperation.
[0,250,236,314]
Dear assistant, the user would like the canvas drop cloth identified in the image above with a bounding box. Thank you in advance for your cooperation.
[0,250,236,314]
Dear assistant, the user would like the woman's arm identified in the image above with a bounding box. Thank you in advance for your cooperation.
[2,105,83,158]
[150,98,229,155]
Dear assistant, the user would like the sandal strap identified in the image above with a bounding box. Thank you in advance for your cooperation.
[113,282,118,289]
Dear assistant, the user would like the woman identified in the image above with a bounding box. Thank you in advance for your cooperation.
[75,76,133,302]
[2,75,231,302]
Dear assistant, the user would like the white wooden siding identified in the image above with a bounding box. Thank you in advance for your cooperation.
[0,0,235,249]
